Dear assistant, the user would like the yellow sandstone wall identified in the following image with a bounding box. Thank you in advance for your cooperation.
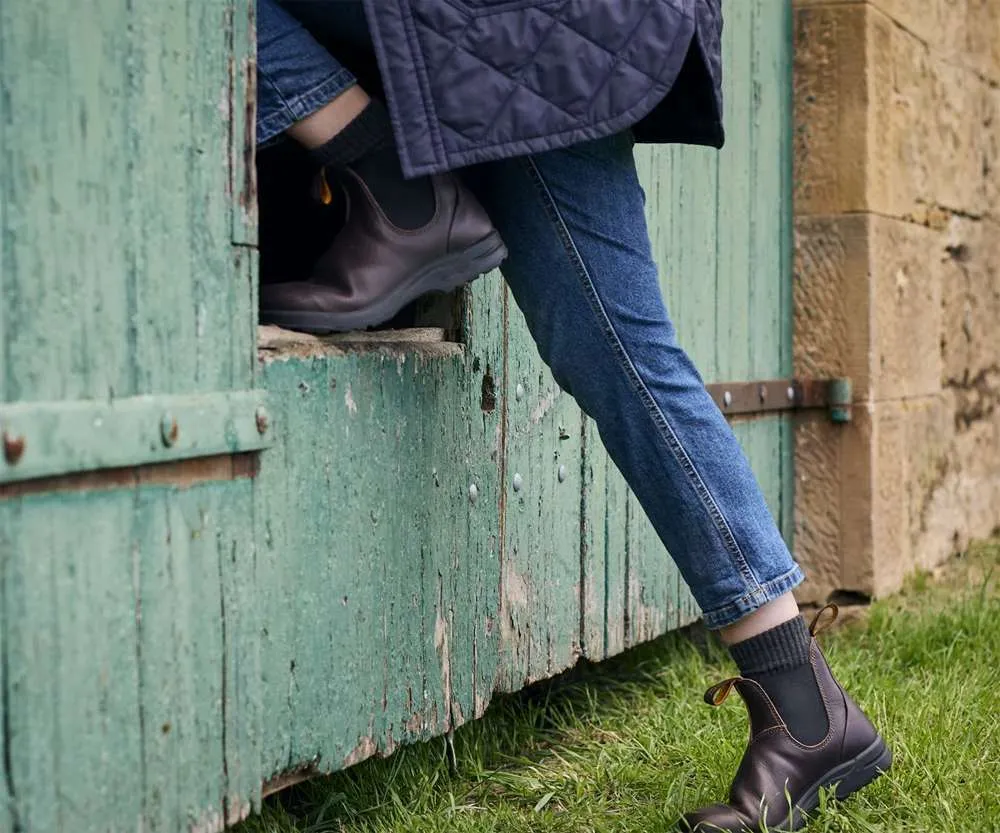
[792,0,1000,600]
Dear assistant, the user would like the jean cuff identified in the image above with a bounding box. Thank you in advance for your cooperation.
[257,68,358,146]
[699,564,806,630]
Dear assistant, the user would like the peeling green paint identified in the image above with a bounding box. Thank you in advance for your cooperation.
[0,1,793,831]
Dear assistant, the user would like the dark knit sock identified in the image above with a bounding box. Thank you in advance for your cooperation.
[729,616,829,745]
[309,100,435,230]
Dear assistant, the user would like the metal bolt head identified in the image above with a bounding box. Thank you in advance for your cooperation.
[468,483,479,505]
[512,473,523,492]
[2,431,25,465]
[723,390,733,408]
[759,385,768,403]
[557,464,567,483]
[160,413,179,447]
[255,406,270,435]
[515,383,525,401]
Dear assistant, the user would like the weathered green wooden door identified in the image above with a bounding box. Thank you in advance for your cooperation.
[0,1,793,831]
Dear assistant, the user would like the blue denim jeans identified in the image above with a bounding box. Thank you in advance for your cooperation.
[256,0,804,628]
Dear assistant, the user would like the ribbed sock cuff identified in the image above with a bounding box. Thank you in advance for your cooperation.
[729,615,811,676]
[309,99,393,169]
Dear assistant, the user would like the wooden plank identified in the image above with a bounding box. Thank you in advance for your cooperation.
[580,418,630,660]
[254,275,505,779]
[716,0,755,388]
[453,279,507,723]
[498,288,584,686]
[0,0,133,403]
[228,0,258,247]
[1,492,145,832]
[217,484,264,826]
[0,0,252,403]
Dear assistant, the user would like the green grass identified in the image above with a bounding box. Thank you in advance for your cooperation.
[238,541,1000,833]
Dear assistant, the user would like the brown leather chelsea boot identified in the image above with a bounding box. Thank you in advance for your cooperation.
[680,606,892,832]
[260,168,506,333]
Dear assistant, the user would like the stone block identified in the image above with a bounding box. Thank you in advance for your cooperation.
[793,4,872,215]
[795,214,943,404]
[793,409,876,603]
[795,1,998,220]
[869,216,944,401]
[795,0,999,83]
[966,0,1000,83]
[940,217,1000,385]
[881,28,993,221]
[794,214,873,395]
[871,395,951,594]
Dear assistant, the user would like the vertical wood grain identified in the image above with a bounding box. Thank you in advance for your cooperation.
[499,289,584,687]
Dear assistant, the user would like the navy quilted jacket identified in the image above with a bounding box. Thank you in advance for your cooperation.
[363,0,724,177]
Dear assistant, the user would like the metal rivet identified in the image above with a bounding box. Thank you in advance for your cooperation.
[512,473,523,492]
[787,386,796,402]
[468,484,479,505]
[160,413,179,447]
[515,383,525,401]
[723,391,733,408]
[2,431,25,465]
[557,464,567,483]
[255,406,270,435]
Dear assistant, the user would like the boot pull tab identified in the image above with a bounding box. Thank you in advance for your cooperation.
[704,678,739,706]
[808,603,839,637]
[313,167,335,205]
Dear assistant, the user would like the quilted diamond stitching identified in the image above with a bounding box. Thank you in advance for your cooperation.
[411,0,691,143]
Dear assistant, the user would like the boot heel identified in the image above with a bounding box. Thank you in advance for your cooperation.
[835,738,892,800]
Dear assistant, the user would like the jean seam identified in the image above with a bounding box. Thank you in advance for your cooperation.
[521,154,763,598]
[701,565,805,630]
[257,68,356,144]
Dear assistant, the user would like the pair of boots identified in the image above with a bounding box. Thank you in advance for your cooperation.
[260,101,505,333]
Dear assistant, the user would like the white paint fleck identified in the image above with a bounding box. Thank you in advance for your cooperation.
[345,384,358,415]
[195,302,206,339]
[530,387,560,425]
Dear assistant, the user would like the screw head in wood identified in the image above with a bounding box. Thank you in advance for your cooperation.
[512,473,523,492]
[787,386,796,402]
[515,383,525,401]
[723,391,733,408]
[255,406,270,435]
[759,385,768,403]
[2,430,25,465]
[160,413,179,447]
[468,483,479,505]
[557,464,567,483]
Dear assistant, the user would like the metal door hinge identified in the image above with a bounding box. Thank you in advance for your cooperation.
[0,389,273,485]
[706,378,853,423]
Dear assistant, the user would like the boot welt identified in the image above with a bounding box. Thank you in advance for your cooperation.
[768,736,893,833]
[262,232,507,334]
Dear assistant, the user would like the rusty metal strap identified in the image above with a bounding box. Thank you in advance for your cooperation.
[0,390,273,485]
[706,378,853,422]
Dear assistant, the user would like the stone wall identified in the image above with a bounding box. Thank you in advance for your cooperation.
[792,0,1000,601]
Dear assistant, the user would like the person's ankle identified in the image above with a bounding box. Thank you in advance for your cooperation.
[309,100,435,230]
[728,616,828,745]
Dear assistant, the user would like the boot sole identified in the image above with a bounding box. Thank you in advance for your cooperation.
[261,232,508,334]
[780,736,893,832]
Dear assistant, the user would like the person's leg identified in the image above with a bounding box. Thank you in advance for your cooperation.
[466,133,802,632]
[255,0,505,331]
[464,134,889,831]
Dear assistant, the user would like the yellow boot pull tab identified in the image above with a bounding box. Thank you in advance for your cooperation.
[318,167,334,205]
[704,678,739,707]
[808,603,840,637]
